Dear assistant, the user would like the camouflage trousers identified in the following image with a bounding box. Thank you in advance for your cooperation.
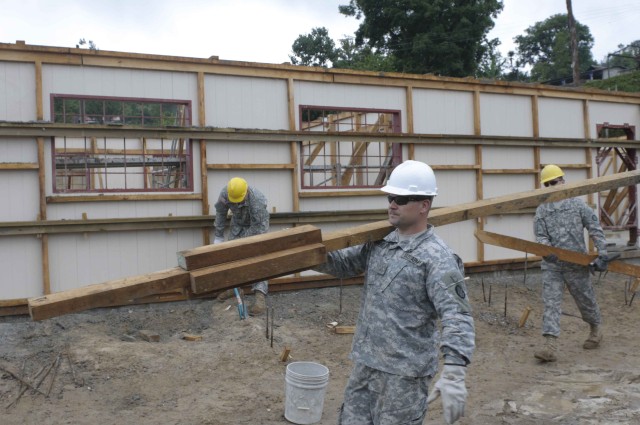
[338,362,430,425]
[541,266,601,337]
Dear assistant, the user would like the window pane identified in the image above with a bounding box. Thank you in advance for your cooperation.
[300,107,401,189]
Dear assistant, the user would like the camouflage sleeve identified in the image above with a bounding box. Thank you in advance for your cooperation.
[580,201,607,254]
[533,211,552,246]
[313,243,370,278]
[428,254,475,365]
[213,187,229,240]
[245,191,269,237]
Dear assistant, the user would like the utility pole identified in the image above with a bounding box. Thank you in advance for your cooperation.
[566,0,580,85]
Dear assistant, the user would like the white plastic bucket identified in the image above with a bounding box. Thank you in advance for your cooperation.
[284,361,330,424]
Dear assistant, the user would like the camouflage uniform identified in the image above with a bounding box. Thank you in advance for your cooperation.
[534,197,608,337]
[316,225,475,424]
[214,185,269,294]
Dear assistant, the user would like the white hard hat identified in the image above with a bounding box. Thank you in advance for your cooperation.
[381,160,438,196]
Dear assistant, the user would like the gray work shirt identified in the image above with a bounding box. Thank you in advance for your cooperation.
[534,197,607,269]
[316,224,475,378]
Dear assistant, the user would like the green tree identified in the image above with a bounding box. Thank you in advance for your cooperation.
[337,0,504,77]
[332,37,397,72]
[514,14,595,83]
[602,40,640,70]
[289,27,338,67]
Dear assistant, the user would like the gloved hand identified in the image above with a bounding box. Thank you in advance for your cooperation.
[592,255,608,272]
[213,237,224,244]
[543,254,558,263]
[427,364,467,424]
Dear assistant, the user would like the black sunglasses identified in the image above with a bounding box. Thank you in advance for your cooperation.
[387,195,429,206]
[544,179,562,187]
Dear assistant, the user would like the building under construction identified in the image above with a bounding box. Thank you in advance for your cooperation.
[1,41,639,315]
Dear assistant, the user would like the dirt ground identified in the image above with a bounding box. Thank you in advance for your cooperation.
[2,263,640,424]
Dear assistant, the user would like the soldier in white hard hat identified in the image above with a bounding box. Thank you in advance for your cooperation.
[213,177,270,315]
[314,160,475,424]
[533,165,610,362]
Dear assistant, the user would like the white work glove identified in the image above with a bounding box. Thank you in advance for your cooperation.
[213,237,224,244]
[427,364,467,424]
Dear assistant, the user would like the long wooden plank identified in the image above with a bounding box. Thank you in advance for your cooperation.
[475,229,640,278]
[28,267,190,321]
[322,170,640,251]
[177,224,321,270]
[190,243,327,294]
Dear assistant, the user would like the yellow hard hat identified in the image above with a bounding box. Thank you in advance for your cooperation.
[227,177,248,203]
[540,164,565,184]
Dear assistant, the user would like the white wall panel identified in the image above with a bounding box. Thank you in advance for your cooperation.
[431,170,477,208]
[483,214,536,260]
[300,195,387,212]
[48,229,201,291]
[539,148,588,166]
[205,74,288,130]
[480,93,533,137]
[47,200,202,221]
[294,82,406,131]
[0,171,39,221]
[207,141,291,164]
[413,89,474,135]
[0,62,36,121]
[539,98,584,138]
[483,174,535,199]
[0,237,42,299]
[0,138,38,162]
[589,102,640,139]
[42,65,199,122]
[436,220,477,262]
[482,146,534,169]
[414,145,475,165]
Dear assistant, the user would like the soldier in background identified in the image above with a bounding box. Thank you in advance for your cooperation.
[213,177,269,316]
[533,164,610,362]
[315,160,475,424]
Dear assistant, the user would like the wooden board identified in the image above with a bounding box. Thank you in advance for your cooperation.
[322,169,640,251]
[177,224,322,270]
[28,267,190,321]
[190,243,327,294]
[475,229,640,278]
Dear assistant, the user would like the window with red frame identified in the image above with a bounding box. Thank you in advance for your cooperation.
[51,95,192,193]
[299,106,402,189]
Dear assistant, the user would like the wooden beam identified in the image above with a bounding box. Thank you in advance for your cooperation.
[28,267,190,321]
[474,229,640,278]
[190,243,326,294]
[177,224,322,270]
[322,170,640,251]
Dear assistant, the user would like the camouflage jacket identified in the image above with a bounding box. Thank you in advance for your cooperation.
[316,225,475,378]
[534,197,607,269]
[213,186,269,240]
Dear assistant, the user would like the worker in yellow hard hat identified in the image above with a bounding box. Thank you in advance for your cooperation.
[213,177,270,315]
[533,164,609,363]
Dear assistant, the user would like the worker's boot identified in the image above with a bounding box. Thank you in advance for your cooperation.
[217,288,242,302]
[583,324,602,349]
[534,335,558,362]
[248,291,267,316]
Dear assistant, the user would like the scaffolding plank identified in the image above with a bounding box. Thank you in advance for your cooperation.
[177,224,322,270]
[190,243,327,294]
[322,170,640,251]
[475,229,640,278]
[28,267,190,321]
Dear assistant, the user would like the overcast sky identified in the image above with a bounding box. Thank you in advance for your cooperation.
[1,0,638,66]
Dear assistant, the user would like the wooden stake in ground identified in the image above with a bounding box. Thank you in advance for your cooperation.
[518,306,532,328]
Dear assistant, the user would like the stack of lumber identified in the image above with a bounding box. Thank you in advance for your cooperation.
[28,225,326,320]
[26,170,640,321]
